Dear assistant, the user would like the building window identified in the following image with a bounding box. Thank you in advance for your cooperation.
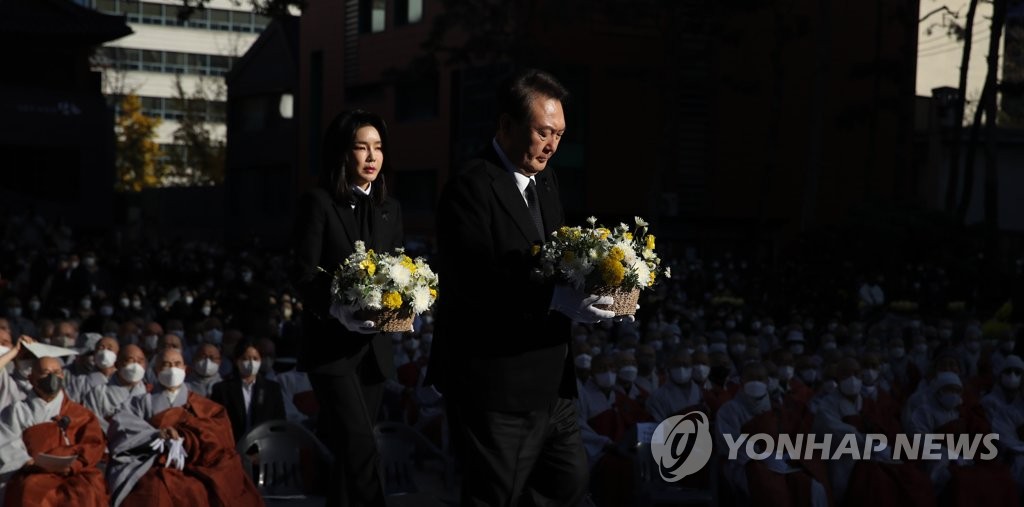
[141,3,164,24]
[395,0,422,25]
[359,0,386,33]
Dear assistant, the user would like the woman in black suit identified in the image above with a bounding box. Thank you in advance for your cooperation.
[290,109,403,507]
[210,339,286,443]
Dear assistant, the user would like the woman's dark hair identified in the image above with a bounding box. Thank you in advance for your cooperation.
[496,69,570,124]
[232,338,259,364]
[319,109,389,205]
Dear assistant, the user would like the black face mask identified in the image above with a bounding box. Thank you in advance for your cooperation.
[36,373,64,396]
[710,365,730,386]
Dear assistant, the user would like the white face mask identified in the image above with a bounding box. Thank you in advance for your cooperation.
[184,296,194,305]
[158,367,186,388]
[239,359,261,377]
[861,368,879,385]
[574,354,592,369]
[789,343,805,355]
[778,366,794,382]
[767,377,780,393]
[669,367,692,385]
[143,334,159,350]
[1002,372,1022,390]
[119,363,146,384]
[729,344,746,356]
[744,381,768,399]
[692,364,710,382]
[94,349,117,369]
[0,346,9,357]
[201,306,213,317]
[196,358,220,377]
[618,365,638,383]
[839,376,862,397]
[594,371,617,388]
[763,325,776,335]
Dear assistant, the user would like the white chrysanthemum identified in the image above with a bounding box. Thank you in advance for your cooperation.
[411,285,432,314]
[587,216,597,226]
[664,267,672,279]
[365,288,383,310]
[353,240,367,254]
[642,248,655,260]
[634,216,649,227]
[389,263,412,288]
[632,260,651,288]
[564,258,593,290]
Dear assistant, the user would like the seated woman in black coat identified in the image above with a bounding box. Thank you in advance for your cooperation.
[210,339,286,442]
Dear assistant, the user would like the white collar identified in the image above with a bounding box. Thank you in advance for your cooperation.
[352,183,372,196]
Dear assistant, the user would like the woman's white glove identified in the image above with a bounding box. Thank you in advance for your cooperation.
[329,302,378,334]
[549,285,615,323]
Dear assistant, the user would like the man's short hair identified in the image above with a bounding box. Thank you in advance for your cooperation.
[497,68,570,123]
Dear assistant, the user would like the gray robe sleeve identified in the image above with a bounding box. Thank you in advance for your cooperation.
[105,395,159,507]
[0,402,32,475]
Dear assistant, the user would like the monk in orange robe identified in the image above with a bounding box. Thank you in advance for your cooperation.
[0,356,109,506]
[105,348,264,507]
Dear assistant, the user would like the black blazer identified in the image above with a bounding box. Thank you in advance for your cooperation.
[210,375,286,443]
[426,146,575,412]
[291,187,404,377]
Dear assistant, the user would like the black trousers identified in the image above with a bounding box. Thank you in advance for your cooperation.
[449,397,590,507]
[309,372,386,507]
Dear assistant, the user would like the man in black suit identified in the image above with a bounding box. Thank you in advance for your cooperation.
[291,110,404,507]
[428,69,618,506]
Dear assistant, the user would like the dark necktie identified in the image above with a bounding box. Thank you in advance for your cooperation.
[524,179,545,239]
[351,192,374,242]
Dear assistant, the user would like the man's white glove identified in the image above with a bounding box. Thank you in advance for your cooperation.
[329,302,377,334]
[165,438,187,471]
[550,285,616,324]
[148,437,165,454]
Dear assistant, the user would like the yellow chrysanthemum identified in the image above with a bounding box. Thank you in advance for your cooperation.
[648,271,656,287]
[429,288,438,299]
[531,245,541,256]
[400,256,417,273]
[596,228,611,241]
[624,232,633,241]
[608,247,626,262]
[360,259,377,276]
[600,258,625,286]
[646,234,656,251]
[382,291,403,310]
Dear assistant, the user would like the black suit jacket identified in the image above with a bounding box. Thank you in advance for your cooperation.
[426,146,575,412]
[291,187,403,377]
[210,375,286,443]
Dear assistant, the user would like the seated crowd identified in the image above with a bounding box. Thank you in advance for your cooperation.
[0,211,1021,506]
